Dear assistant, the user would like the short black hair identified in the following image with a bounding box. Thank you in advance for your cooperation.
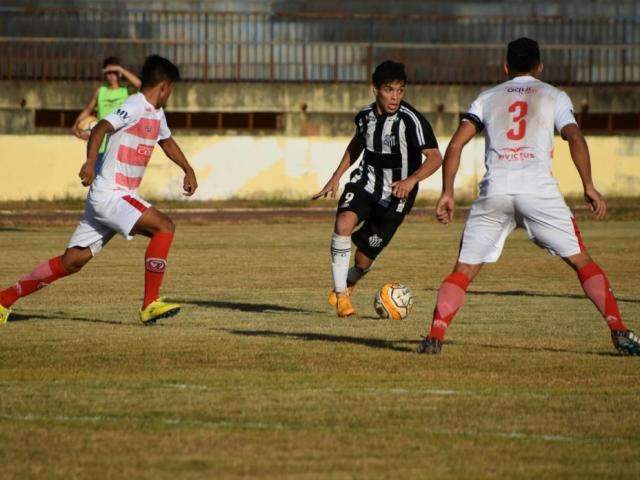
[372,60,407,88]
[140,54,181,88]
[507,38,541,74]
[102,56,120,68]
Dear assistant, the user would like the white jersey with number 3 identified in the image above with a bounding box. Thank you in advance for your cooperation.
[463,75,577,197]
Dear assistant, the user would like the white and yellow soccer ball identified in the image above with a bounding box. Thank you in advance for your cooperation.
[77,115,98,132]
[374,283,414,320]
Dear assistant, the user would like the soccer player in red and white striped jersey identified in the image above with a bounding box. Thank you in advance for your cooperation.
[0,55,198,325]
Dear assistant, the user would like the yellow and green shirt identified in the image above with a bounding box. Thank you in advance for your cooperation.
[96,85,130,153]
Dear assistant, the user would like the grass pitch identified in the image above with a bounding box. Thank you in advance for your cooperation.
[0,218,639,479]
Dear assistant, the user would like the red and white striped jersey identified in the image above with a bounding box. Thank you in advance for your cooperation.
[462,75,576,197]
[92,93,171,194]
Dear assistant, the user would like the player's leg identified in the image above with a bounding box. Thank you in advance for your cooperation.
[329,184,372,317]
[328,245,371,309]
[346,249,375,290]
[417,261,483,354]
[87,192,178,324]
[348,204,404,289]
[129,206,179,322]
[331,210,359,317]
[418,196,516,354]
[0,251,78,315]
[563,252,638,354]
[0,216,111,323]
[332,210,359,294]
[516,194,638,355]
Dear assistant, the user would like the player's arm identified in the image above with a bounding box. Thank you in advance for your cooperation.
[391,148,443,199]
[561,124,606,219]
[72,87,99,140]
[104,64,142,90]
[436,121,477,224]
[312,135,363,199]
[79,119,114,186]
[158,137,198,196]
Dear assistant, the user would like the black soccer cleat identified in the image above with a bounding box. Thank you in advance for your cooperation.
[611,329,640,356]
[416,337,442,355]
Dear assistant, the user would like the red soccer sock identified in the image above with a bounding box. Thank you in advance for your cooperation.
[577,262,626,332]
[0,256,69,308]
[428,272,470,341]
[143,232,174,309]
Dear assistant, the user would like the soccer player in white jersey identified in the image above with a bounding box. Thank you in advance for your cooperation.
[314,61,442,317]
[0,55,198,325]
[416,38,639,355]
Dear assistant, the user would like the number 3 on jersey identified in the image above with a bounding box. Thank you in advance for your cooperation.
[507,101,528,140]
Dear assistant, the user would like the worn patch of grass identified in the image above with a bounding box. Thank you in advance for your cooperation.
[0,220,639,479]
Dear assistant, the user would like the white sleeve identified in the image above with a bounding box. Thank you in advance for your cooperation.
[158,110,171,140]
[554,91,577,133]
[461,96,484,131]
[103,97,142,131]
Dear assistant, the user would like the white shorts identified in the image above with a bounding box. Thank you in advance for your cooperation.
[67,190,151,256]
[458,194,584,264]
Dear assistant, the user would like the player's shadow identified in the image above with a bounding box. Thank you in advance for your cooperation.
[0,227,27,232]
[8,312,123,325]
[178,299,322,314]
[424,288,640,304]
[448,339,624,357]
[226,328,413,352]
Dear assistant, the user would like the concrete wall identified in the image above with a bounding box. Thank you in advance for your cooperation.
[1,134,639,201]
[2,81,640,136]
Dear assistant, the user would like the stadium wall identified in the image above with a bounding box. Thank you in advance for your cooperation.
[0,134,638,201]
[2,81,640,137]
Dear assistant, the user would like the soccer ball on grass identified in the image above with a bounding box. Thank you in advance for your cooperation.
[374,283,414,320]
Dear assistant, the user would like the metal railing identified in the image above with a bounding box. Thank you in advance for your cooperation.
[1,38,637,85]
[0,9,638,84]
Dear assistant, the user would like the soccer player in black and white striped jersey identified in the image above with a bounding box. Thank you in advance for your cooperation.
[314,61,443,317]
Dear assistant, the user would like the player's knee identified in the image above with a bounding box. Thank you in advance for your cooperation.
[157,217,175,234]
[334,218,354,236]
[334,225,352,237]
[62,251,92,274]
[454,262,481,282]
[564,252,593,271]
[165,218,176,233]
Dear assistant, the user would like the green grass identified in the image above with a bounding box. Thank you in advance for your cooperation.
[0,219,639,479]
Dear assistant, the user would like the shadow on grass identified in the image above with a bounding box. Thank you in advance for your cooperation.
[424,288,640,304]
[227,329,413,352]
[9,312,124,325]
[0,227,28,232]
[179,299,321,314]
[228,329,621,357]
[447,339,622,357]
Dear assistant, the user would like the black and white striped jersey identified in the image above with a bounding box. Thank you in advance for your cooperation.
[349,100,438,213]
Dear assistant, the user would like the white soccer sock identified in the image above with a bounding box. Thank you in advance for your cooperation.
[331,233,352,293]
[347,264,373,285]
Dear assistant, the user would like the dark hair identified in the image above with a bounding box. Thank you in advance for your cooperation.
[140,54,181,88]
[102,56,121,69]
[507,38,541,73]
[372,60,407,88]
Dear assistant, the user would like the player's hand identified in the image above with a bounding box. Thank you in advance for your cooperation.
[79,162,95,187]
[183,169,198,196]
[72,126,90,141]
[391,177,417,199]
[584,185,606,220]
[312,177,339,200]
[435,192,455,224]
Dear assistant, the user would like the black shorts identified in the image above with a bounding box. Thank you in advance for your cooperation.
[336,183,412,259]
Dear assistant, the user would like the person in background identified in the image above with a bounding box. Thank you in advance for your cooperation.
[72,56,141,157]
